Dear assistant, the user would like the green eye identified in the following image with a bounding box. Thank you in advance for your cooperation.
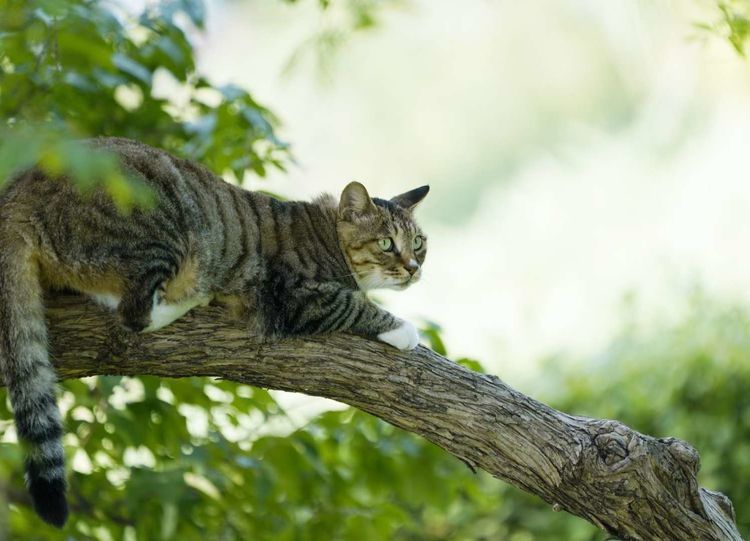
[413,236,424,250]
[378,238,394,252]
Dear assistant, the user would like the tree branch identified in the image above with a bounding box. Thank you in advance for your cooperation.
[27,294,743,540]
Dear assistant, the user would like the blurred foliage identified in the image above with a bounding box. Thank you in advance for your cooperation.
[0,0,289,201]
[698,1,750,56]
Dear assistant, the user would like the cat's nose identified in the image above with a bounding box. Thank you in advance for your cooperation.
[404,259,419,275]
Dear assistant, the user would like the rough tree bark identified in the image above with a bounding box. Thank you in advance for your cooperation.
[12,294,743,540]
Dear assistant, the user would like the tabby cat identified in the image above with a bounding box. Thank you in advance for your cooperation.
[0,137,429,527]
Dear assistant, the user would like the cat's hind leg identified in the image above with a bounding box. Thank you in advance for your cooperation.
[143,252,211,332]
[120,278,212,333]
[118,266,173,332]
[119,251,210,332]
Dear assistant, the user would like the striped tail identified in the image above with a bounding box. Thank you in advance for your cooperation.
[0,243,68,527]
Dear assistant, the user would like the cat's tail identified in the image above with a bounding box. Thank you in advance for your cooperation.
[0,234,68,528]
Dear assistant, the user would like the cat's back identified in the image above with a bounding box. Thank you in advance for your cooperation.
[0,138,256,285]
[0,137,270,302]
[1,137,233,231]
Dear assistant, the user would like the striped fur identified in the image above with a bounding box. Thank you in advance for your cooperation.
[0,137,429,526]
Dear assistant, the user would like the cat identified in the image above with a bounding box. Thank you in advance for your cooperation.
[0,136,429,527]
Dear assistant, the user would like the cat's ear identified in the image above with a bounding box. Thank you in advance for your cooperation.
[391,185,430,211]
[339,181,376,219]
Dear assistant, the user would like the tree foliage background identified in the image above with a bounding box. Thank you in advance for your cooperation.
[1,1,749,539]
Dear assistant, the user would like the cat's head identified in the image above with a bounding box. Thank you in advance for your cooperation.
[337,181,429,291]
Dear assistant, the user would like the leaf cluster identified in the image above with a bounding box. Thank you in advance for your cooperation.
[696,1,750,56]
[0,0,289,205]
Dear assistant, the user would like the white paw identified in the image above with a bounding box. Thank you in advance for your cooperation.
[144,303,182,332]
[378,320,420,351]
[143,294,212,333]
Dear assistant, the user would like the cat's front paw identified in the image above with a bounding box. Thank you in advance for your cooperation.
[378,320,420,351]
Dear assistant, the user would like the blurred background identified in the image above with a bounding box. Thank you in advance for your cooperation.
[2,0,750,539]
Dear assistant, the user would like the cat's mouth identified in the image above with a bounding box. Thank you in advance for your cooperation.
[356,269,420,291]
[396,272,420,289]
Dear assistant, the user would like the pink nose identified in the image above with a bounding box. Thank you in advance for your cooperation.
[404,259,419,275]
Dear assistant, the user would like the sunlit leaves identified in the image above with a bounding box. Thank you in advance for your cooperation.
[697,1,750,56]
[0,0,290,207]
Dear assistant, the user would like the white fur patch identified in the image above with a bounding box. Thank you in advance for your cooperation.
[143,294,212,332]
[90,293,121,310]
[378,320,420,351]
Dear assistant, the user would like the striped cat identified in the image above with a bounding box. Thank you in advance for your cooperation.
[0,136,429,527]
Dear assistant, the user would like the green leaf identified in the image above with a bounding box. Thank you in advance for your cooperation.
[113,53,153,85]
[456,358,486,373]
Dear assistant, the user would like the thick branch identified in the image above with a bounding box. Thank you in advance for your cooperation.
[31,295,742,540]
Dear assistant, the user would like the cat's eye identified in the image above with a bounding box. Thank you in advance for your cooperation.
[378,237,394,252]
[413,236,424,250]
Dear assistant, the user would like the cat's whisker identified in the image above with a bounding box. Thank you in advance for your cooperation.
[329,271,359,280]
[329,269,377,282]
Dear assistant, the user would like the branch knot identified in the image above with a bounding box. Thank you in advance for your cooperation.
[591,420,633,469]
[662,437,701,476]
